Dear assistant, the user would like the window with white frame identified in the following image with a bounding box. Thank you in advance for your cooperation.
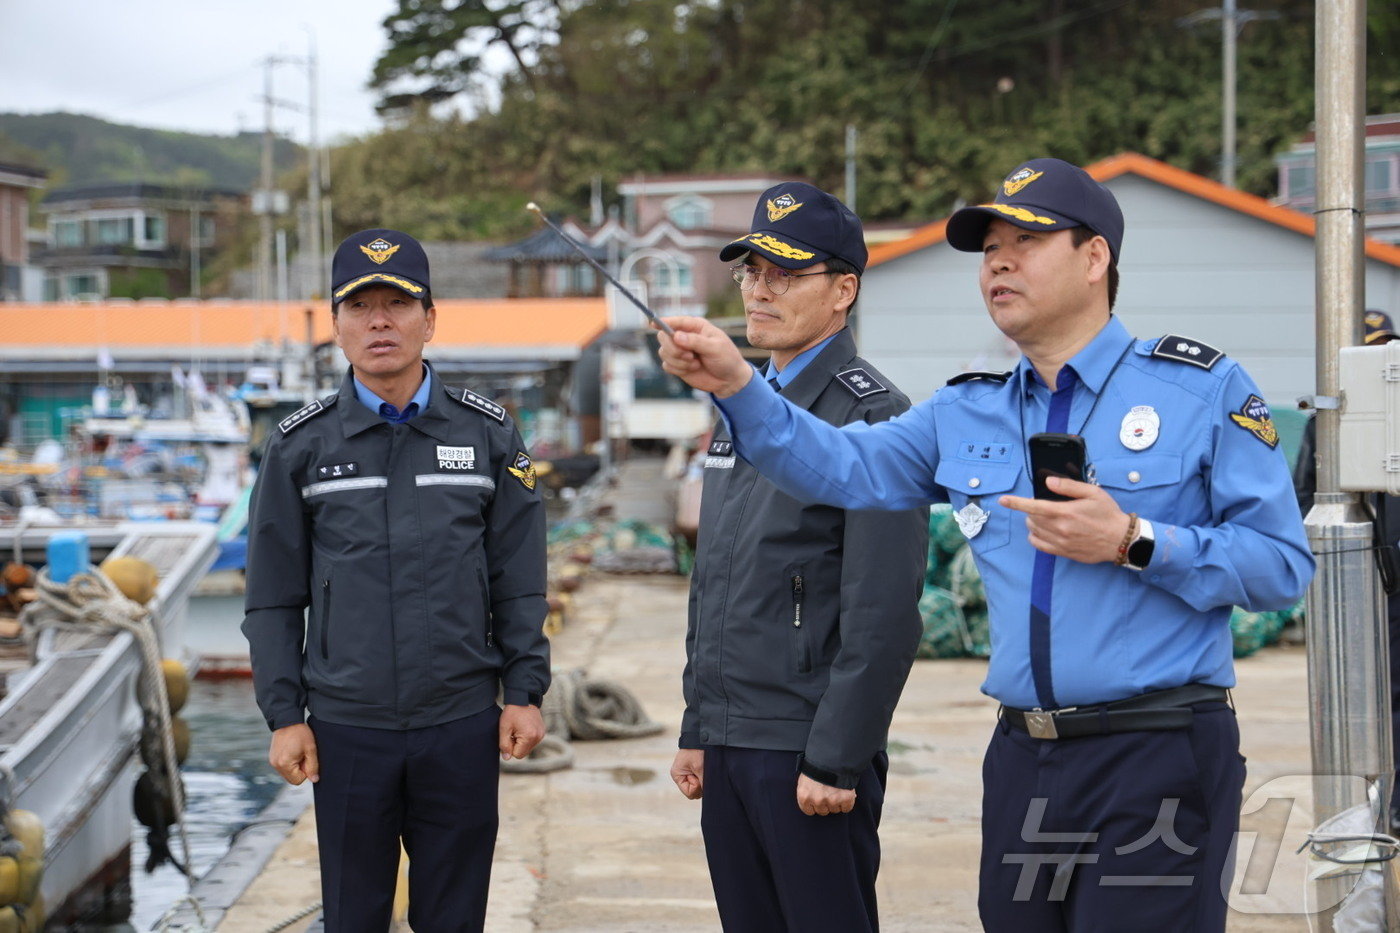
[666,195,712,230]
[53,219,83,248]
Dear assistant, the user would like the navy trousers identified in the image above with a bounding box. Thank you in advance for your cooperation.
[310,706,501,933]
[700,745,887,933]
[978,704,1245,932]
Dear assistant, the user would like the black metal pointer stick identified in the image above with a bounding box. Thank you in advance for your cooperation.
[525,202,676,336]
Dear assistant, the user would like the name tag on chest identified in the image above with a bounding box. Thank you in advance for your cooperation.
[437,445,476,470]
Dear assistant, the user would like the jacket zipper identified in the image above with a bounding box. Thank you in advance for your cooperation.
[791,573,811,674]
[477,565,495,647]
[320,578,331,659]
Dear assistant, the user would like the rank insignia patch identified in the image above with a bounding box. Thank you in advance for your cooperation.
[708,440,733,457]
[766,193,804,222]
[508,451,537,490]
[359,238,400,264]
[835,368,888,399]
[1002,168,1044,197]
[1229,395,1278,448]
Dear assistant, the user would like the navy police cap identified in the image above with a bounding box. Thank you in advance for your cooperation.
[945,158,1124,264]
[719,182,868,274]
[331,228,431,305]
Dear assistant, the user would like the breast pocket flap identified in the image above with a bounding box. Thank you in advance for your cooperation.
[934,460,1022,497]
[1093,453,1183,491]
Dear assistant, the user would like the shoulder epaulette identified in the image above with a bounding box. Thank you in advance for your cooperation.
[1150,334,1224,370]
[447,386,507,423]
[278,393,337,434]
[945,370,1012,387]
[834,367,888,399]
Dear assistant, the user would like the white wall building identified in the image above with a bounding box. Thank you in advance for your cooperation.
[859,153,1400,411]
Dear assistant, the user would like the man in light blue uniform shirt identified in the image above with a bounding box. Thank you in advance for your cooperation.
[655,158,1314,931]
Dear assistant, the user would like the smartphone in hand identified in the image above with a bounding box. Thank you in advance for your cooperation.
[1028,433,1087,501]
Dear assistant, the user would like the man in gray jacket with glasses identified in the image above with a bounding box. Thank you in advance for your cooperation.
[669,183,926,933]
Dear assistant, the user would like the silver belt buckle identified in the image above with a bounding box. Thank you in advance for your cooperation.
[1025,710,1058,740]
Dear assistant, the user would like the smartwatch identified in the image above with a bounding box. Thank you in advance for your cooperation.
[1124,518,1155,571]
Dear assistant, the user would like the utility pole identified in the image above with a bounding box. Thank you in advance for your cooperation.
[305,31,323,301]
[258,58,276,302]
[1221,0,1237,187]
[844,124,857,213]
[1306,0,1396,928]
[1178,3,1278,188]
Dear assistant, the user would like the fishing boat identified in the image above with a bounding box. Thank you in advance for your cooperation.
[0,520,217,926]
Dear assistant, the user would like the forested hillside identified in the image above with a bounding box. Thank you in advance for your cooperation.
[326,0,1399,240]
[0,112,302,190]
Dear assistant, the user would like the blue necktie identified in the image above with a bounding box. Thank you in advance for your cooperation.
[1028,367,1078,709]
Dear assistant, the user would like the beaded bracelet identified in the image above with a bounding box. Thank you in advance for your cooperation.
[1114,513,1139,566]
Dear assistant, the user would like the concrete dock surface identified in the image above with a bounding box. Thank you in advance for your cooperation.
[216,459,1331,931]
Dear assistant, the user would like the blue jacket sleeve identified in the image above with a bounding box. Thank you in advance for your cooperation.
[716,375,942,510]
[1145,364,1315,611]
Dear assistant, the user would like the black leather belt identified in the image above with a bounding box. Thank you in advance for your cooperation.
[1000,684,1230,740]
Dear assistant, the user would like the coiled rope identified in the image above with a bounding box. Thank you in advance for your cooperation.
[502,670,663,774]
[18,566,191,875]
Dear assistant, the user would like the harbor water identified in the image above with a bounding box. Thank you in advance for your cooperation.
[130,595,280,930]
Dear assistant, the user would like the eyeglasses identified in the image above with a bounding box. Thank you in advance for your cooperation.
[731,264,839,295]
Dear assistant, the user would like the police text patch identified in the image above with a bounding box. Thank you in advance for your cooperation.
[835,368,887,399]
[508,451,537,490]
[1229,395,1278,448]
[437,445,476,470]
[316,461,359,479]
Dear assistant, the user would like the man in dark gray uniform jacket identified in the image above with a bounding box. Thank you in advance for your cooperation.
[668,184,927,932]
[242,229,549,933]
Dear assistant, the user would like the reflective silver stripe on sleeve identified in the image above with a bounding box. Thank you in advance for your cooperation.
[414,474,497,491]
[301,476,390,498]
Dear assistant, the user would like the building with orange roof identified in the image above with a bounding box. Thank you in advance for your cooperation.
[0,297,608,448]
[858,152,1400,409]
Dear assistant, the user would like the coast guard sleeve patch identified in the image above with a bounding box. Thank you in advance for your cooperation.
[508,451,537,490]
[1151,335,1223,370]
[1229,394,1279,448]
[836,368,888,399]
[279,395,335,434]
[449,387,507,423]
[946,371,1012,387]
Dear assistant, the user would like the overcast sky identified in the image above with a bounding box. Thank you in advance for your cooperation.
[0,1,400,141]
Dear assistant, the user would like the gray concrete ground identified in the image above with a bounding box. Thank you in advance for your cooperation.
[218,458,1334,931]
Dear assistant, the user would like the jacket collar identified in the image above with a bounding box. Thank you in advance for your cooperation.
[773,327,859,411]
[337,360,456,442]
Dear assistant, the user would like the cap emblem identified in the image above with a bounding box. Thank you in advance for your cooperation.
[766,193,804,222]
[1367,311,1386,328]
[1002,168,1044,197]
[360,238,400,265]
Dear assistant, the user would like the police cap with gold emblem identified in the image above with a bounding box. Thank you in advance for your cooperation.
[330,228,432,307]
[719,182,868,273]
[945,158,1125,263]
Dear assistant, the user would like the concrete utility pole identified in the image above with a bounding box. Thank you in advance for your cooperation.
[1305,0,1397,928]
[844,124,857,213]
[305,31,324,301]
[258,58,276,302]
[1221,0,1237,187]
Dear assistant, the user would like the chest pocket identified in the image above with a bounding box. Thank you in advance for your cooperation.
[934,460,1022,553]
[1092,453,1183,513]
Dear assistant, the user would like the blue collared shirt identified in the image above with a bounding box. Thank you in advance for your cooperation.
[763,332,842,388]
[353,364,432,423]
[715,314,1315,708]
